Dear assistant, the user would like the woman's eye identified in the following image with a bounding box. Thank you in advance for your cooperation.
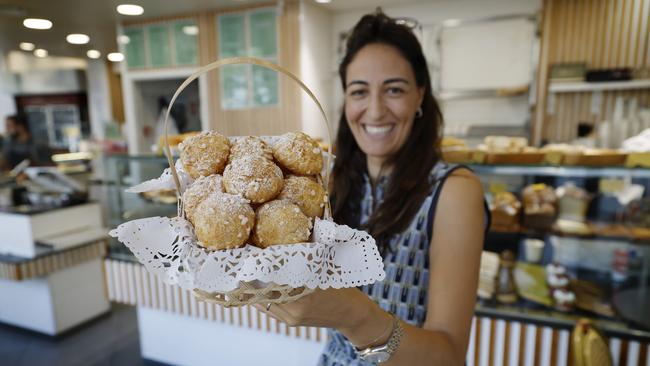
[349,89,367,97]
[387,87,404,95]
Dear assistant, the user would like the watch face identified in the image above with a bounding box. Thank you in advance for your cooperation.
[363,351,390,363]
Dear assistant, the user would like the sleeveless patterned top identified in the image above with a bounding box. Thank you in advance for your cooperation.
[318,161,486,366]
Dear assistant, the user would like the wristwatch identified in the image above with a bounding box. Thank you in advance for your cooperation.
[355,315,404,364]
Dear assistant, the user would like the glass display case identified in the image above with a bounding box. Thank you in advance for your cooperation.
[472,163,650,334]
[102,154,176,259]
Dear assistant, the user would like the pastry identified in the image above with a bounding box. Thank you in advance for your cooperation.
[272,132,323,175]
[522,183,557,230]
[182,174,223,223]
[552,288,576,312]
[252,200,312,248]
[482,136,529,153]
[229,136,273,163]
[556,182,591,222]
[222,155,284,204]
[277,175,327,218]
[192,192,255,250]
[489,192,521,232]
[180,131,231,179]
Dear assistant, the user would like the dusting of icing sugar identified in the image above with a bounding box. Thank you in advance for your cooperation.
[229,135,273,162]
[182,174,223,217]
[194,192,254,230]
[272,132,323,174]
[223,155,283,200]
[180,131,230,176]
[239,215,249,225]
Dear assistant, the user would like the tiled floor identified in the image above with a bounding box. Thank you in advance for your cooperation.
[0,304,166,366]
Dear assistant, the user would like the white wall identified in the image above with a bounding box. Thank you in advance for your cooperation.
[14,69,87,95]
[323,0,541,137]
[86,59,113,140]
[7,50,87,95]
[299,0,335,141]
[0,43,17,134]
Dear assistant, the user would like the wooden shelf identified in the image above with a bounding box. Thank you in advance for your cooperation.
[548,79,650,93]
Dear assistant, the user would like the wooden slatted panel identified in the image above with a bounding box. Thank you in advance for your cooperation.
[535,0,650,143]
[0,241,107,281]
[103,259,327,343]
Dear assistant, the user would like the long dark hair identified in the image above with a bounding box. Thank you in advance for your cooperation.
[331,10,444,255]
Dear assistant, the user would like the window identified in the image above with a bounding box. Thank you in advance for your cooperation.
[218,8,279,109]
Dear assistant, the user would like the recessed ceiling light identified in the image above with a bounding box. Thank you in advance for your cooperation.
[66,33,90,45]
[182,25,199,36]
[19,42,35,51]
[107,52,124,62]
[23,18,53,30]
[87,50,101,59]
[315,0,331,3]
[117,35,130,44]
[33,49,48,58]
[116,4,144,16]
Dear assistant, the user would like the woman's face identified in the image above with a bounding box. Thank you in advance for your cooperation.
[344,43,424,160]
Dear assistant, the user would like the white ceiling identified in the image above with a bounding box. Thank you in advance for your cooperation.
[0,0,270,59]
[0,0,421,59]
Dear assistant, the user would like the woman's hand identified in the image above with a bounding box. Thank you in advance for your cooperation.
[254,287,393,348]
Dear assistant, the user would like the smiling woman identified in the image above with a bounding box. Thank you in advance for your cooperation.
[256,8,489,366]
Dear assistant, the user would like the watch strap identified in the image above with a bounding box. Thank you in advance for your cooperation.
[356,314,404,363]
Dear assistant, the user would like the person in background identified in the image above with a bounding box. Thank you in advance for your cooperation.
[1,113,52,171]
[256,10,488,365]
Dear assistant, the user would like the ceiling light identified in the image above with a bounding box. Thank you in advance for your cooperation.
[23,18,53,30]
[116,4,144,16]
[107,52,124,62]
[117,35,130,44]
[66,33,90,45]
[315,0,331,3]
[33,49,48,58]
[87,50,101,59]
[182,25,199,36]
[19,42,35,51]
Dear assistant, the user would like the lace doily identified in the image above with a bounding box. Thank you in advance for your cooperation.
[126,159,194,193]
[109,217,385,292]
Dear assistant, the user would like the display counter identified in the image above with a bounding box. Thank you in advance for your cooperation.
[105,255,650,366]
[0,202,110,335]
[102,155,650,364]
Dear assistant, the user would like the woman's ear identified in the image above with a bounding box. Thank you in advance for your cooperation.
[417,87,425,108]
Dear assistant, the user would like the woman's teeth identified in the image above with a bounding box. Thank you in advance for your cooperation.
[363,124,394,136]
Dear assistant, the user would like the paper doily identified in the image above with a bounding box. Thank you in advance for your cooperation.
[109,217,385,292]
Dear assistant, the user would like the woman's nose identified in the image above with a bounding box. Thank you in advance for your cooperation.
[366,93,386,121]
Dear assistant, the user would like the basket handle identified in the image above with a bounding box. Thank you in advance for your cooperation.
[162,56,333,217]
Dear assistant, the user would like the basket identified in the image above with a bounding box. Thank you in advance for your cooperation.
[161,57,333,307]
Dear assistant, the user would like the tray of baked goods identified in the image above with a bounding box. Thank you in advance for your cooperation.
[443,134,650,168]
[110,57,386,307]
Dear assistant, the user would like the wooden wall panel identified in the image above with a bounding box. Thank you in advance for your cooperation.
[208,0,302,136]
[535,0,650,143]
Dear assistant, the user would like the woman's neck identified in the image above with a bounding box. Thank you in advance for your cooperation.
[366,156,392,184]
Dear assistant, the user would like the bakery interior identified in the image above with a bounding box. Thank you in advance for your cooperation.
[0,0,649,365]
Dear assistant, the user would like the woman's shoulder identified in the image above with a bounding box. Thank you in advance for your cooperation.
[430,161,480,183]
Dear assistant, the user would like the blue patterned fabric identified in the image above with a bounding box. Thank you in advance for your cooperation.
[318,161,468,366]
